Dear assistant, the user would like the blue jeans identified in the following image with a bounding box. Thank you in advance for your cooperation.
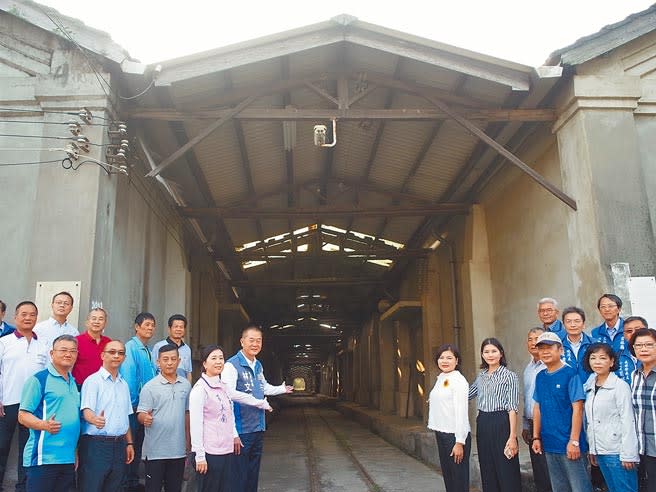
[0,403,28,491]
[231,431,263,492]
[79,435,127,492]
[594,454,637,492]
[545,452,593,492]
[25,464,75,492]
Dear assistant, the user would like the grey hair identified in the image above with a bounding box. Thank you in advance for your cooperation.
[528,326,546,336]
[537,297,559,309]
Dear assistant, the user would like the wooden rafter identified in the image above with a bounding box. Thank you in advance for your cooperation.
[146,96,256,178]
[129,107,555,122]
[180,203,470,219]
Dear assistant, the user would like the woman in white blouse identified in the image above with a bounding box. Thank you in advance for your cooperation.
[428,344,471,492]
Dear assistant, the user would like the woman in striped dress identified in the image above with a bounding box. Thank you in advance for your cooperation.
[469,337,521,492]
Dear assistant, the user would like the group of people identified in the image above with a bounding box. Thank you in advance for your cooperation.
[0,293,292,492]
[428,294,655,492]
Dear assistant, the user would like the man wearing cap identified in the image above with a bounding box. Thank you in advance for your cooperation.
[531,331,592,492]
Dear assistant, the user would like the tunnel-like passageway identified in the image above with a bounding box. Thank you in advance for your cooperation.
[259,399,444,492]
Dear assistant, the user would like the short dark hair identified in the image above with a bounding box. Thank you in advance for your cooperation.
[624,316,648,328]
[582,343,618,373]
[158,343,179,357]
[597,294,622,310]
[0,300,6,313]
[168,314,187,328]
[629,328,656,356]
[562,306,586,323]
[15,301,38,314]
[200,344,225,372]
[134,312,155,326]
[241,324,263,337]
[479,337,507,369]
[53,334,78,348]
[434,344,462,371]
[51,291,74,305]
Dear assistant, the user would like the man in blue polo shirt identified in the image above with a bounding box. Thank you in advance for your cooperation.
[591,293,625,352]
[531,331,593,492]
[18,335,80,492]
[120,312,157,492]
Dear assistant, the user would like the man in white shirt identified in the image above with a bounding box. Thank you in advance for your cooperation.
[33,292,79,349]
[0,301,48,491]
[521,327,551,492]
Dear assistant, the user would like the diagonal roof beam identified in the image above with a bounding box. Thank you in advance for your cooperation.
[146,95,256,178]
[419,94,577,211]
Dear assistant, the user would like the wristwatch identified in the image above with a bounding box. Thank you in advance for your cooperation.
[569,440,579,447]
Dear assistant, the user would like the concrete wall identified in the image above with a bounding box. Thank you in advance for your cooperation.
[0,11,224,354]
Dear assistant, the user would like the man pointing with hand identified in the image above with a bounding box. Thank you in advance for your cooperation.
[18,335,81,492]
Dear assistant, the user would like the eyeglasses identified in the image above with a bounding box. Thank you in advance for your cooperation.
[633,343,656,350]
[103,350,126,356]
[538,308,555,314]
[599,304,617,310]
[53,348,78,354]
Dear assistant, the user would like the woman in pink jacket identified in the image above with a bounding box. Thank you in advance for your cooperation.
[190,344,272,492]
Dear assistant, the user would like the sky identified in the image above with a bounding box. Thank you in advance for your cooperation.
[34,0,655,67]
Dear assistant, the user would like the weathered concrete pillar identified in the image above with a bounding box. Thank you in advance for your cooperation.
[421,252,442,421]
[554,75,652,309]
[379,318,395,414]
[395,320,413,417]
[461,205,495,369]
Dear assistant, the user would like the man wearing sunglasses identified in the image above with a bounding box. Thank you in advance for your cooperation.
[79,340,134,492]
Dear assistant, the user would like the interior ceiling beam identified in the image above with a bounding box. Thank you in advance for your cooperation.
[231,278,382,287]
[145,95,256,178]
[129,107,555,122]
[179,203,470,219]
[420,94,576,210]
[218,249,432,261]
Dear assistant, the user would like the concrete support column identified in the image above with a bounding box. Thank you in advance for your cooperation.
[421,252,442,420]
[461,205,495,369]
[395,320,413,418]
[554,75,653,307]
[379,318,395,414]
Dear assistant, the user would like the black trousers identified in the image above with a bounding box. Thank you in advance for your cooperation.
[476,411,521,492]
[527,419,552,492]
[639,454,656,492]
[435,431,471,492]
[144,457,185,492]
[197,453,232,492]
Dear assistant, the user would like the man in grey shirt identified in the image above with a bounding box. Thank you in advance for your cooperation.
[137,344,191,492]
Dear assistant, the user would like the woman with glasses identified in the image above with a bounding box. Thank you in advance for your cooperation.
[469,338,521,492]
[428,344,471,492]
[629,328,656,492]
[582,343,639,492]
[189,345,272,492]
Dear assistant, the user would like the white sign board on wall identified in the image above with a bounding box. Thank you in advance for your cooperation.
[35,281,82,327]
[629,276,656,326]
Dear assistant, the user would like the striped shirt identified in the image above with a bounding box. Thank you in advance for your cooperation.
[631,368,656,456]
[469,365,519,413]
